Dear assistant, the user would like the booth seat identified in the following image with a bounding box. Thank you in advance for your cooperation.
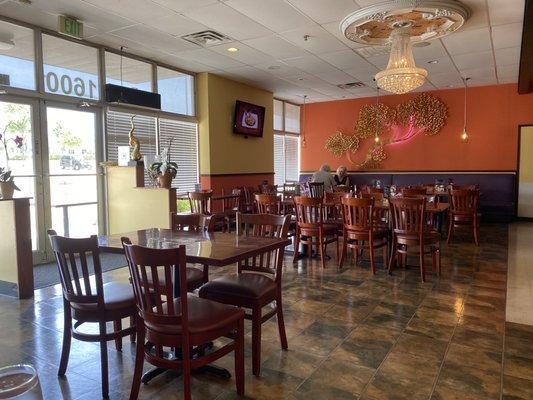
[299,172,516,222]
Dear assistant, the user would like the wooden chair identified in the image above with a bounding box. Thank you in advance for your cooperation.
[47,230,136,399]
[339,197,388,274]
[308,182,325,198]
[258,184,278,195]
[221,188,242,231]
[188,190,213,214]
[199,213,290,376]
[242,186,257,213]
[447,188,480,245]
[324,191,343,222]
[123,241,245,400]
[293,196,340,268]
[401,187,428,197]
[254,193,282,214]
[334,185,351,193]
[388,197,441,282]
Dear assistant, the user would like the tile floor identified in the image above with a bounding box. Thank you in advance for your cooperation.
[1,223,532,399]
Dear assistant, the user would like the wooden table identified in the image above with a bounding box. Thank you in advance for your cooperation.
[98,229,290,382]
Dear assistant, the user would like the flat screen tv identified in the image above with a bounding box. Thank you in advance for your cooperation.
[233,100,265,137]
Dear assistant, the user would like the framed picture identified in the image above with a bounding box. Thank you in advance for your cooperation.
[233,100,265,137]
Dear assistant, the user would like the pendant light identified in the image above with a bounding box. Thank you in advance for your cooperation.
[461,77,470,143]
[374,86,381,144]
[301,95,307,148]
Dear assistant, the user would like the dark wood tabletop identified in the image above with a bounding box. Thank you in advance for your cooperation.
[98,229,291,266]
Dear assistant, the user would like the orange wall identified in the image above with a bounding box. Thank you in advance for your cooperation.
[301,84,533,172]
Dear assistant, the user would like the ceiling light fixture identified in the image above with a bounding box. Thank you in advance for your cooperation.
[428,60,439,64]
[301,95,307,148]
[227,47,238,52]
[461,77,471,143]
[375,28,428,94]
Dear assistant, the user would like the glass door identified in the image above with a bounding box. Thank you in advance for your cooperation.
[43,104,102,241]
[0,98,46,262]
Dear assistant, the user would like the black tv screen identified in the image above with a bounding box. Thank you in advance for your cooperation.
[233,100,265,137]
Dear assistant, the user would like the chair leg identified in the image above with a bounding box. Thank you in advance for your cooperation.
[335,235,340,262]
[251,307,262,376]
[114,319,122,351]
[292,232,300,263]
[235,317,245,396]
[182,341,192,400]
[58,299,72,376]
[388,243,397,274]
[129,323,145,400]
[129,315,136,343]
[339,236,347,268]
[98,321,109,399]
[419,245,426,283]
[319,233,326,268]
[276,296,288,350]
[447,217,453,244]
[473,220,480,246]
[369,241,376,275]
[382,243,388,267]
[202,264,209,283]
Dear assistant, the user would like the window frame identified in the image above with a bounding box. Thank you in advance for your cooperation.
[273,98,300,185]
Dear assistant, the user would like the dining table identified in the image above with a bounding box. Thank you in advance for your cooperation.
[98,228,291,383]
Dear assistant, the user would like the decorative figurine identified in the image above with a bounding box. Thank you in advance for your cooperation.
[128,115,142,162]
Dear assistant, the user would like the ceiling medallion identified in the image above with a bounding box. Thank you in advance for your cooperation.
[341,0,469,94]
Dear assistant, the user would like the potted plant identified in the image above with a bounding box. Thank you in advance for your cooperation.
[0,167,20,199]
[149,139,177,189]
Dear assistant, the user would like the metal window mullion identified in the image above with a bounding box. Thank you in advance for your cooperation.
[152,62,158,94]
[34,28,44,95]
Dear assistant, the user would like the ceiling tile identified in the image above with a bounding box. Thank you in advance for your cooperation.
[441,27,492,55]
[427,71,464,87]
[110,25,198,54]
[488,0,524,25]
[287,0,359,24]
[495,46,521,67]
[82,0,169,24]
[320,20,368,49]
[242,35,308,59]
[282,54,340,74]
[225,0,314,33]
[423,57,458,75]
[151,0,218,13]
[459,66,496,79]
[210,42,274,65]
[411,40,448,62]
[141,13,209,37]
[183,2,272,40]
[157,54,214,72]
[173,48,245,69]
[460,0,489,31]
[453,51,494,70]
[315,69,357,85]
[491,23,523,49]
[279,25,348,54]
[254,62,305,78]
[318,49,373,70]
[498,64,519,78]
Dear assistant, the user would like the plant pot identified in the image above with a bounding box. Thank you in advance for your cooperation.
[0,182,15,199]
[157,172,172,189]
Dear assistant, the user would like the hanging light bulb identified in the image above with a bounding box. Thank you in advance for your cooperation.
[374,86,381,144]
[461,77,470,143]
[301,95,307,148]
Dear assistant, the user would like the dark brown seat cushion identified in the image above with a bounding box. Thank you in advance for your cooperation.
[128,266,205,292]
[199,274,276,304]
[71,282,135,312]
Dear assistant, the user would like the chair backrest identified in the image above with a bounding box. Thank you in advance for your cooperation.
[334,185,351,193]
[188,191,213,214]
[308,182,325,198]
[259,184,278,195]
[47,229,104,308]
[401,187,427,197]
[361,191,384,201]
[254,193,281,214]
[170,212,215,232]
[390,197,426,236]
[236,212,290,283]
[222,188,241,212]
[122,239,189,338]
[294,196,324,229]
[450,188,479,214]
[341,197,374,232]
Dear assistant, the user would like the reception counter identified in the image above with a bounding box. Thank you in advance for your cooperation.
[0,197,33,298]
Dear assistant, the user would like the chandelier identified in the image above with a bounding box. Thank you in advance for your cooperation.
[375,28,427,94]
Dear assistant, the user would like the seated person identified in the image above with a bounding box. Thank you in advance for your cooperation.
[334,166,351,187]
[311,164,335,192]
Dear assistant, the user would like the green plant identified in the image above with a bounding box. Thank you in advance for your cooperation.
[149,161,178,178]
[0,168,20,191]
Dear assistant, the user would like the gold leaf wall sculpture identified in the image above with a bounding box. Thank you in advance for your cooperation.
[324,130,360,157]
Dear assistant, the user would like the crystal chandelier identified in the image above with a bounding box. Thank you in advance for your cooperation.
[375,28,427,94]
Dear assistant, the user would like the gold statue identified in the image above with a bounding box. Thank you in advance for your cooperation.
[128,115,142,162]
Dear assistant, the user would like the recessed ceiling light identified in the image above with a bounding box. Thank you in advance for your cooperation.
[428,60,439,64]
[227,47,238,52]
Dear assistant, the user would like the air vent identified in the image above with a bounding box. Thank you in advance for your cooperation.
[356,46,390,58]
[181,30,233,47]
[337,82,365,90]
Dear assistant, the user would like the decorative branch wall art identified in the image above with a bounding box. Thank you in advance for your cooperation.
[324,93,448,169]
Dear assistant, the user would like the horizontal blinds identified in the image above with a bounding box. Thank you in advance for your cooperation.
[284,135,299,182]
[159,118,198,192]
[274,134,285,186]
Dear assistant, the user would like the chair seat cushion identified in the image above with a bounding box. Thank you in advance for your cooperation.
[199,274,276,304]
[71,282,135,312]
[145,294,244,335]
[129,267,205,292]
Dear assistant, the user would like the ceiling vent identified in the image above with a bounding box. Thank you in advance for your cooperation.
[356,46,391,58]
[181,30,233,47]
[337,82,366,90]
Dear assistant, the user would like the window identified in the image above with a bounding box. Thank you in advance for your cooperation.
[105,52,152,92]
[0,21,35,91]
[157,66,194,116]
[105,110,198,191]
[273,99,300,185]
[42,34,99,99]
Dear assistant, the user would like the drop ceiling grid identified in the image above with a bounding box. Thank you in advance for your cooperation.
[0,0,525,103]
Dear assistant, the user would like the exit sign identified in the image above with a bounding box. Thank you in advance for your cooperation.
[58,16,83,39]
